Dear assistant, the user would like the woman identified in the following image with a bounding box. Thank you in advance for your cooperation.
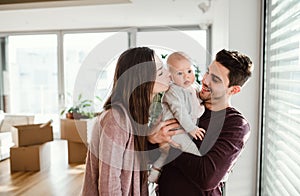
[81,47,175,196]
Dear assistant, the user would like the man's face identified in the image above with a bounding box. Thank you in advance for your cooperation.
[200,60,232,106]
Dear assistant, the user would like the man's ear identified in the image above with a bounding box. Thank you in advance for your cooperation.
[230,85,241,95]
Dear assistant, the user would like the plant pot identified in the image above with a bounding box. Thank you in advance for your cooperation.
[66,112,74,119]
[73,112,84,119]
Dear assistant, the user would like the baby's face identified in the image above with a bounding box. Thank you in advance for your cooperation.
[169,58,195,88]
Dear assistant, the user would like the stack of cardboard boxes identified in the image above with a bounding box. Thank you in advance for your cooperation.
[0,114,34,161]
[60,118,93,164]
[10,122,53,172]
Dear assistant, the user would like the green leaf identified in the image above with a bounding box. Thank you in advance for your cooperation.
[95,96,102,102]
[78,94,82,101]
[161,54,168,59]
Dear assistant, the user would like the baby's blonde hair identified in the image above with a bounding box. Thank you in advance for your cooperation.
[166,51,192,71]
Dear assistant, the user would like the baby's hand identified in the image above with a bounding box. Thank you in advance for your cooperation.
[189,127,205,140]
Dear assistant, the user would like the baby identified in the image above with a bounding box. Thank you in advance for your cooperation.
[148,51,205,183]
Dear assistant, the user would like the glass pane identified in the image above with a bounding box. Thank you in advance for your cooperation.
[7,34,59,135]
[136,29,208,82]
[63,32,128,114]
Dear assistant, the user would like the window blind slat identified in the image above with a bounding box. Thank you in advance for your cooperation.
[277,148,300,177]
[269,90,300,100]
[270,35,300,50]
[270,64,300,72]
[270,48,300,61]
[269,103,300,123]
[268,114,300,138]
[270,78,300,86]
[264,140,300,195]
[275,168,299,195]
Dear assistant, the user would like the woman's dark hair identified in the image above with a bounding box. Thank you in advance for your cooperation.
[216,49,253,87]
[103,46,156,183]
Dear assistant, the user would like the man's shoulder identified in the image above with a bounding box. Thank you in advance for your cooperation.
[226,107,247,120]
[225,107,250,129]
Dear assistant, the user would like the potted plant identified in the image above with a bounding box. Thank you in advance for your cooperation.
[60,94,100,119]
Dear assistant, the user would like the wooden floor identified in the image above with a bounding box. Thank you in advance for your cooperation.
[0,140,85,196]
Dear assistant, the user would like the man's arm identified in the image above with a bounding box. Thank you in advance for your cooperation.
[170,119,250,190]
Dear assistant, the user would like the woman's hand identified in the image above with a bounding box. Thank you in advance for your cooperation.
[148,118,183,147]
[159,142,171,154]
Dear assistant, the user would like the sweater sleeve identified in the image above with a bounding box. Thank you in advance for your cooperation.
[81,117,101,196]
[163,85,198,133]
[82,109,131,196]
[170,115,250,191]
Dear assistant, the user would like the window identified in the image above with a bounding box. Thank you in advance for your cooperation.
[137,28,209,76]
[2,26,210,138]
[63,32,128,111]
[7,34,59,133]
[260,0,300,195]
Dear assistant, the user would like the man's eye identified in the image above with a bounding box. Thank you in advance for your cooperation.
[212,76,219,82]
[188,70,192,74]
[158,72,163,76]
[177,72,182,75]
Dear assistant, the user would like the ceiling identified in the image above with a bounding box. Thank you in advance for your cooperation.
[0,0,215,32]
[0,0,131,10]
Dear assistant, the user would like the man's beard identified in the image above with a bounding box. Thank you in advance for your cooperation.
[200,91,226,104]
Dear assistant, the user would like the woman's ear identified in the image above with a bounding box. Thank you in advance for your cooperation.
[230,85,241,95]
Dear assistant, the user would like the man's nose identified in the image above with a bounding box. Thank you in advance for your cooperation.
[202,73,209,85]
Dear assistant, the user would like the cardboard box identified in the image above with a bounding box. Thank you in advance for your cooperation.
[10,143,51,172]
[12,124,53,147]
[60,119,90,144]
[67,141,87,164]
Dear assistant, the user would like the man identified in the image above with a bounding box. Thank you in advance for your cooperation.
[149,49,253,196]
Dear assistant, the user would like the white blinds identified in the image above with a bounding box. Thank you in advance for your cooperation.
[261,0,300,195]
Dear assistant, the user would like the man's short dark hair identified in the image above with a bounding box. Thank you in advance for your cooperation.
[216,49,253,87]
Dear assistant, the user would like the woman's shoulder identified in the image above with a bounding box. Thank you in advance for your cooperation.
[99,104,132,131]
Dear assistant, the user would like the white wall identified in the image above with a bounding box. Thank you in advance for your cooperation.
[211,0,261,195]
[0,0,261,195]
[211,0,230,54]
[225,0,261,196]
